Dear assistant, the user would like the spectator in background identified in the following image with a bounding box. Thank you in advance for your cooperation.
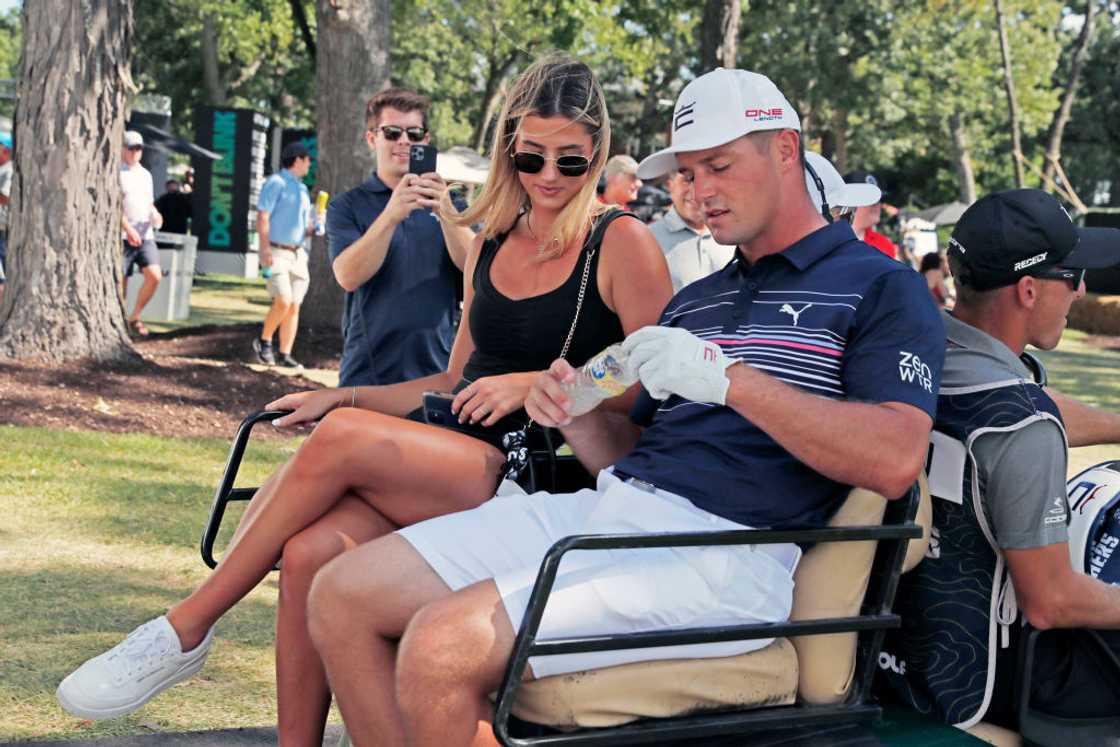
[600,154,641,207]
[253,142,313,369]
[844,170,898,260]
[120,130,162,337]
[154,179,193,237]
[181,167,194,194]
[0,132,11,306]
[919,251,952,308]
[327,87,472,387]
[649,171,735,291]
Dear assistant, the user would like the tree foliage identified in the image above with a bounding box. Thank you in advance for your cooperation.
[112,0,1120,208]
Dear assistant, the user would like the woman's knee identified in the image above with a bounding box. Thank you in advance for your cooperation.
[280,527,342,594]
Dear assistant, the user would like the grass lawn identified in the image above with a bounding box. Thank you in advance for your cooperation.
[0,425,304,741]
[146,274,272,335]
[1,329,1118,742]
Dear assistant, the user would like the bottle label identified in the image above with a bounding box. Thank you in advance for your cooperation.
[587,352,630,396]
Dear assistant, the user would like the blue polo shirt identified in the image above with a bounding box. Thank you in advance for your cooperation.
[613,222,944,529]
[327,173,463,386]
[258,169,311,245]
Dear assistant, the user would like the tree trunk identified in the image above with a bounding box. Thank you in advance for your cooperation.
[994,0,1025,188]
[699,0,742,73]
[300,0,390,334]
[0,0,135,360]
[948,110,978,204]
[1042,0,1097,189]
[830,107,849,174]
[472,54,519,153]
[200,14,226,106]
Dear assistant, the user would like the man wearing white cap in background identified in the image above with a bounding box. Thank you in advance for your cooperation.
[307,69,944,746]
[599,154,642,208]
[120,130,162,336]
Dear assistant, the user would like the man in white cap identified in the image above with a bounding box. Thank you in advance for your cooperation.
[803,151,882,226]
[305,69,944,746]
[120,130,163,336]
[599,154,642,207]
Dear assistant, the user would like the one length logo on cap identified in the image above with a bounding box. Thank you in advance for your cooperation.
[674,102,696,131]
[745,108,784,122]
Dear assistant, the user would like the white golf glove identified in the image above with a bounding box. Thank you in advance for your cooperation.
[621,325,738,404]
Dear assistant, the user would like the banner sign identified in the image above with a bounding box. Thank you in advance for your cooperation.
[192,107,270,253]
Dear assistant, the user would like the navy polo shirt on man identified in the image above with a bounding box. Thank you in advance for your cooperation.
[327,173,463,386]
[613,221,944,530]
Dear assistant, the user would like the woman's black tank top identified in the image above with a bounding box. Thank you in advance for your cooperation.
[462,210,628,382]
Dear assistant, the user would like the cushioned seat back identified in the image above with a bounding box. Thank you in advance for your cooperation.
[791,475,931,704]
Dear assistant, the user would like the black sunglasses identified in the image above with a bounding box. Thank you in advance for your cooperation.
[512,151,592,177]
[1031,265,1085,290]
[373,125,428,143]
[126,145,143,151]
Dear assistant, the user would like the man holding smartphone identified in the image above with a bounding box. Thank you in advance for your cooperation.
[326,88,474,387]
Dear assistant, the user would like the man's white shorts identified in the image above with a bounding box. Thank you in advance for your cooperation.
[266,247,310,304]
[397,469,801,678]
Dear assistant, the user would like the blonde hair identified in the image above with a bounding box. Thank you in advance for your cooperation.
[443,54,610,258]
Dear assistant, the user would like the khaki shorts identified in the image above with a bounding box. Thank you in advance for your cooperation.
[266,247,310,304]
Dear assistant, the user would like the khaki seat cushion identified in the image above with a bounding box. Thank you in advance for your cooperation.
[792,474,931,704]
[964,721,1022,747]
[510,479,933,726]
[511,638,798,729]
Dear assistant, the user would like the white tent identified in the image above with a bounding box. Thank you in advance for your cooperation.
[437,146,491,185]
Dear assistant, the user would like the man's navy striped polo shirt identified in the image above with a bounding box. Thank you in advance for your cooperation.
[612,221,945,530]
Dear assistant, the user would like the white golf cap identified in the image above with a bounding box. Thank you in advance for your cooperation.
[637,68,800,180]
[804,151,881,214]
[123,130,144,147]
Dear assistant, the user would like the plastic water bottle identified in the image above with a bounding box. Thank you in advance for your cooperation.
[562,344,638,416]
[315,191,330,236]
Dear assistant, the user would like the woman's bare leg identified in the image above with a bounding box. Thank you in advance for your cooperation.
[165,408,504,650]
[276,495,395,747]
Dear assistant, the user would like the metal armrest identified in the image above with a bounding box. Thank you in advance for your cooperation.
[493,484,922,746]
[200,410,289,569]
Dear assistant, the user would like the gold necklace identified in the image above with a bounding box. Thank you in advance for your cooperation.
[525,212,558,256]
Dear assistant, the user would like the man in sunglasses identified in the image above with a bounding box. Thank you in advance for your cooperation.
[326,88,474,386]
[879,188,1120,730]
[119,130,163,337]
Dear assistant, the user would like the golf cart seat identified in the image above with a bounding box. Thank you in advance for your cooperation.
[492,477,930,744]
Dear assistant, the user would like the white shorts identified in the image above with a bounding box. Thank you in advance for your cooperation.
[266,247,309,304]
[397,470,801,678]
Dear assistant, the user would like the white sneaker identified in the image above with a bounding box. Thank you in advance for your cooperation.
[56,616,213,720]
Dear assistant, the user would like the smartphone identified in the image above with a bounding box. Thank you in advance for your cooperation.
[409,144,438,175]
[421,390,457,427]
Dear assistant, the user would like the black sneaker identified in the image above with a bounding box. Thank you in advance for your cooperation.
[278,354,303,370]
[252,338,276,365]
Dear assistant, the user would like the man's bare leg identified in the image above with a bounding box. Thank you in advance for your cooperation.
[278,302,300,356]
[309,534,454,747]
[261,296,291,343]
[164,408,504,650]
[276,496,395,746]
[128,264,162,321]
[396,581,517,747]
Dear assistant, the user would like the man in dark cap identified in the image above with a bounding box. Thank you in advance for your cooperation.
[252,142,313,368]
[879,188,1120,730]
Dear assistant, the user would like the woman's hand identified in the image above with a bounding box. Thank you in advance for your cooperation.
[267,388,350,428]
[451,372,536,426]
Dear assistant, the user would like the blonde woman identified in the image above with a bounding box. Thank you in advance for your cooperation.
[57,55,671,745]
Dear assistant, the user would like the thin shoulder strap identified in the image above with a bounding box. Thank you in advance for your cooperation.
[583,208,637,253]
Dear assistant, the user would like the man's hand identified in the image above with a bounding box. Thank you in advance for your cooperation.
[451,372,536,426]
[259,245,273,268]
[417,173,450,214]
[124,223,142,247]
[622,325,736,404]
[268,388,351,428]
[383,173,433,225]
[151,208,163,230]
[525,359,580,427]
